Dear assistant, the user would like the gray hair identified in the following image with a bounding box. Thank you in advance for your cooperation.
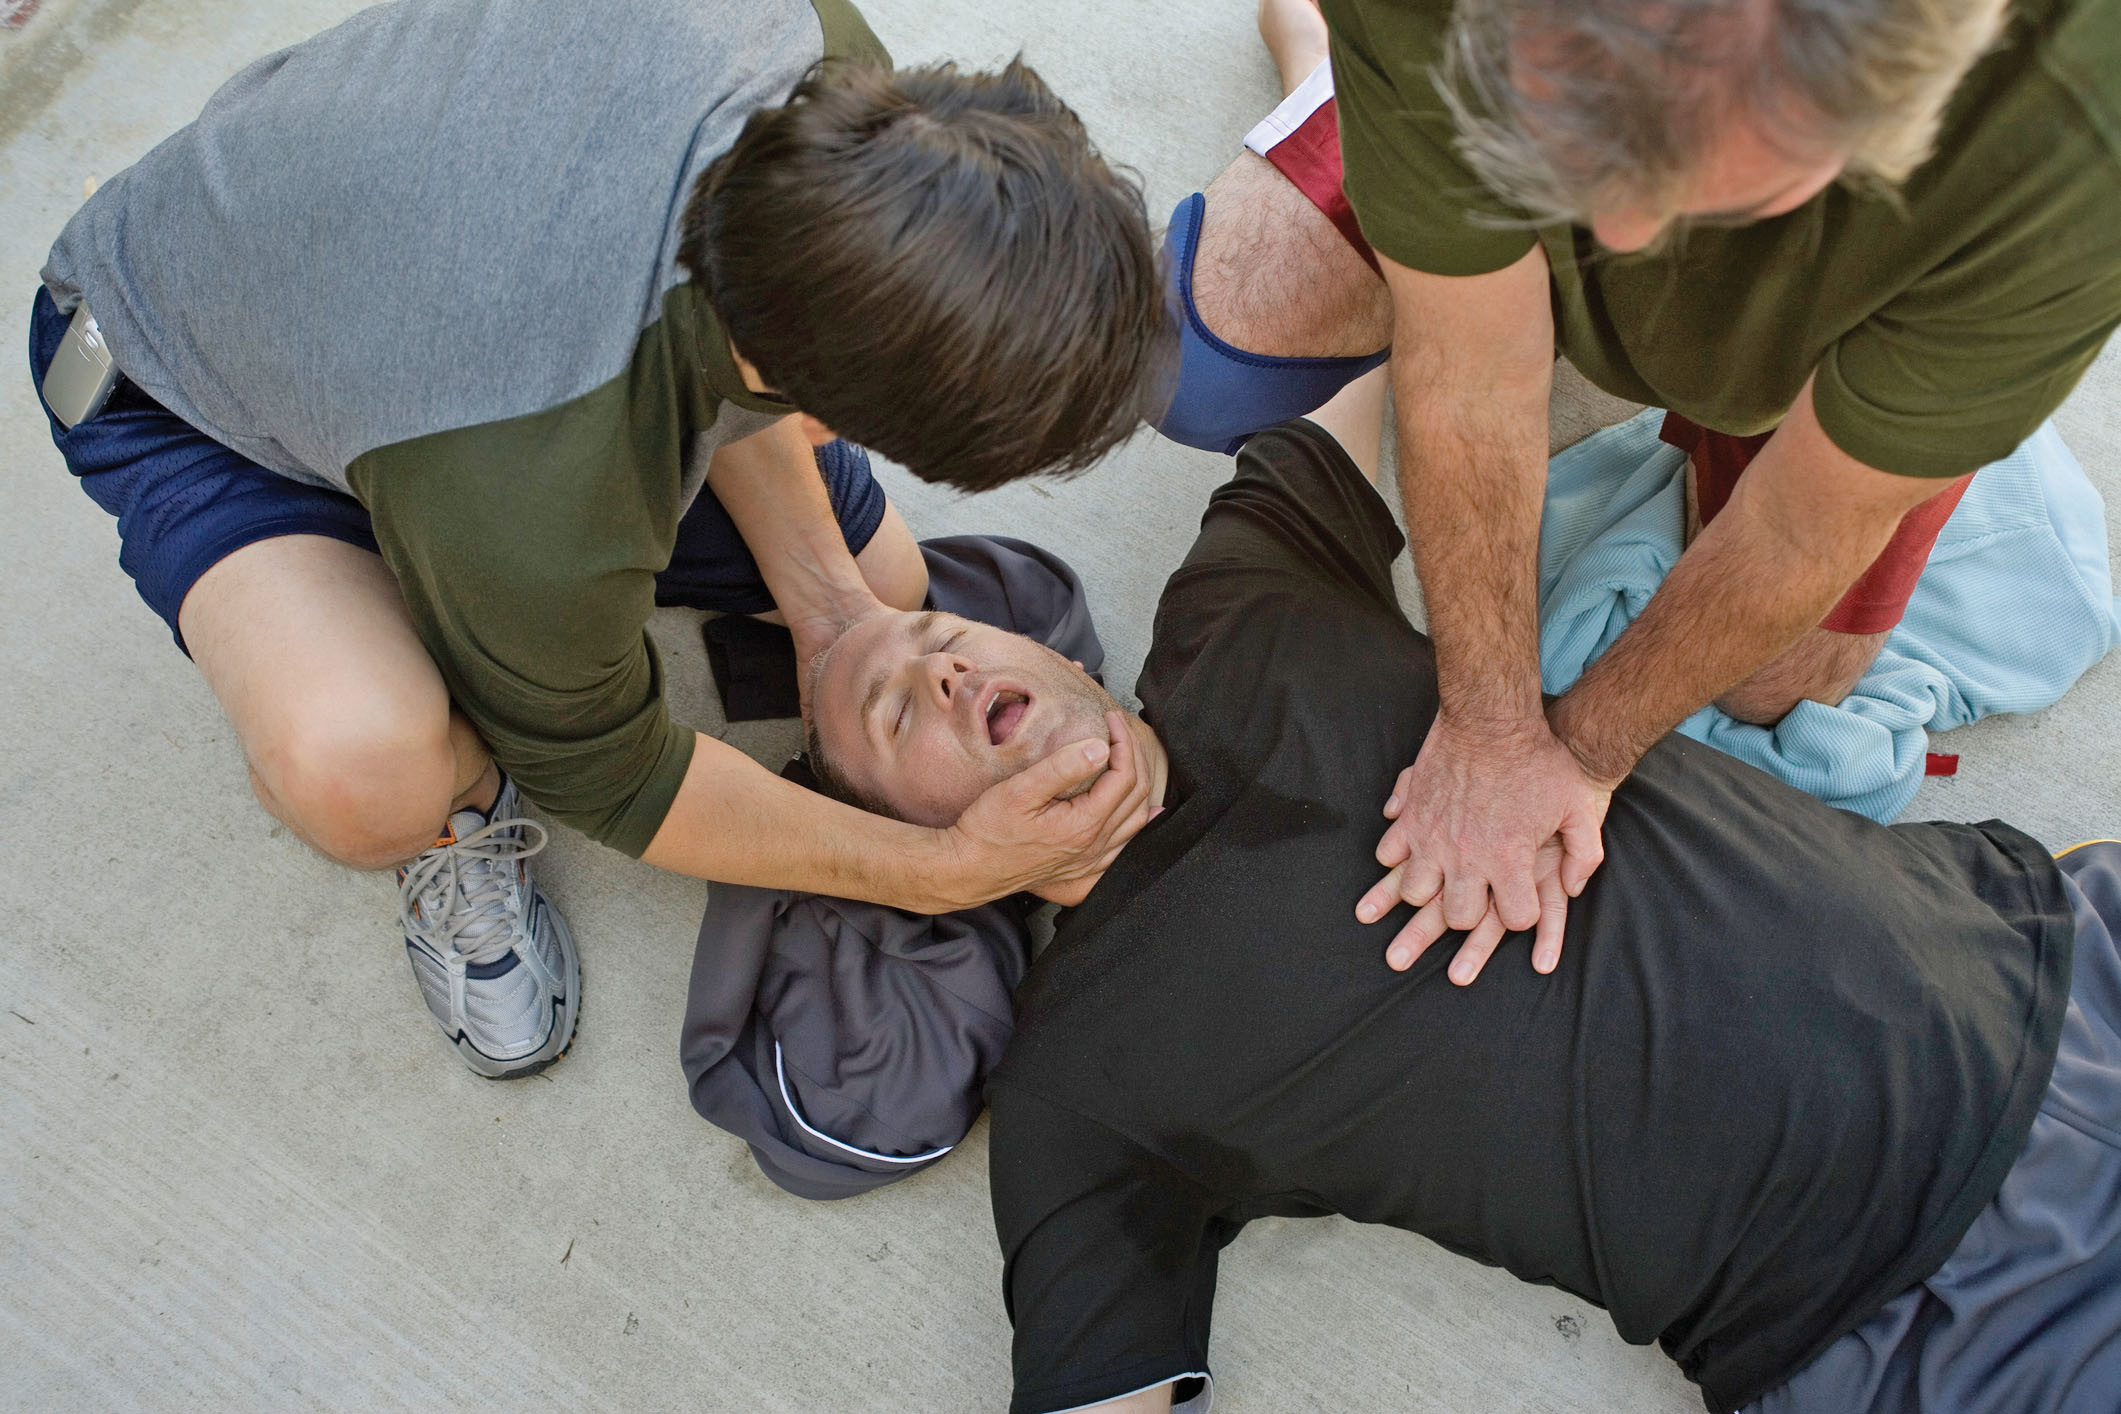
[1438,0,2010,227]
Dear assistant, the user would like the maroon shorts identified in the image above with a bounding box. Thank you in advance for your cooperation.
[1657,413,1973,636]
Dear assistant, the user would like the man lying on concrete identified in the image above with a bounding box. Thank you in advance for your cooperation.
[29,0,1164,1079]
[804,370,2121,1413]
[1158,0,2121,981]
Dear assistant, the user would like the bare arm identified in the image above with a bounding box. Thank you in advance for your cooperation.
[644,711,1149,914]
[1385,245,1554,731]
[704,415,910,660]
[1358,244,1610,982]
[1549,379,1950,777]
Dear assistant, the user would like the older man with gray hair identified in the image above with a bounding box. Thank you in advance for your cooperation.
[1161,0,2119,984]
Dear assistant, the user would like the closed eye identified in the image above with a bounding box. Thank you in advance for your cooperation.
[887,624,968,744]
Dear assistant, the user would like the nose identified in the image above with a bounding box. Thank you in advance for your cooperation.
[919,652,975,707]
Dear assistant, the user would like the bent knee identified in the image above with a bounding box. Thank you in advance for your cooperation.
[1155,190,1388,454]
[250,699,456,868]
[1192,157,1391,356]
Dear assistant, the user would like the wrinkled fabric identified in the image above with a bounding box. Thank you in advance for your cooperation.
[1747,841,2121,1414]
[679,534,1105,1199]
[681,885,1033,1199]
[1538,410,2121,820]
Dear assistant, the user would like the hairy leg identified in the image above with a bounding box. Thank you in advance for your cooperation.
[1194,155,1393,358]
[179,535,489,870]
[1187,0,1392,359]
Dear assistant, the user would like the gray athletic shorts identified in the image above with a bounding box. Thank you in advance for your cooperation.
[1748,839,2121,1414]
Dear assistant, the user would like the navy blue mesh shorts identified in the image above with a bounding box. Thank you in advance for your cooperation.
[28,286,889,652]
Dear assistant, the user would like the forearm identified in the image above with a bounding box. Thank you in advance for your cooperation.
[1552,485,1890,781]
[1551,381,1944,782]
[707,416,881,643]
[1392,342,1552,730]
[641,732,974,912]
[1380,243,1556,735]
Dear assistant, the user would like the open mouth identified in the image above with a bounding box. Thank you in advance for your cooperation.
[985,689,1030,746]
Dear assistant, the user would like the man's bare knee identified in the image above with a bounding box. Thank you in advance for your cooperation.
[1192,153,1392,358]
[252,699,456,869]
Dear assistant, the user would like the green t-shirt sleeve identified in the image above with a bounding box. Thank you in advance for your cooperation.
[1322,0,1536,276]
[349,404,697,860]
[809,0,890,66]
[1814,173,2121,478]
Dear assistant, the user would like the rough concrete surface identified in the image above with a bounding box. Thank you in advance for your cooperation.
[2,1,2115,1410]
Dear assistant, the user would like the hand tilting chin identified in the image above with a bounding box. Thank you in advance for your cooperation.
[942,710,1154,910]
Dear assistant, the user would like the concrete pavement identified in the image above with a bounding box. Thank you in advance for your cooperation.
[3,1,2116,1409]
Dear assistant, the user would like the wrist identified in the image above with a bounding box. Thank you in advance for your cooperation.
[1545,694,1630,789]
[1434,702,1551,750]
[901,825,985,915]
[789,592,883,655]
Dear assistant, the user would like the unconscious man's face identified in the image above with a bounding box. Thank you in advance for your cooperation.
[809,610,1121,826]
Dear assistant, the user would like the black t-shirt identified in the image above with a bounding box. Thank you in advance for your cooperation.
[986,422,2075,1414]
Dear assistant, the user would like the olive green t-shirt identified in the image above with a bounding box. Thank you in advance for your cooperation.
[1323,0,2121,477]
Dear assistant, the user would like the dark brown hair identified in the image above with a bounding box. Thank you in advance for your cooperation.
[680,58,1173,492]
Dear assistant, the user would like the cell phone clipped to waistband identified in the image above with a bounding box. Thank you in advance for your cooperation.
[42,300,123,429]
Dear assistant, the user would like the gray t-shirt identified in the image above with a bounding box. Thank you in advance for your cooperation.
[40,0,892,854]
[42,0,829,492]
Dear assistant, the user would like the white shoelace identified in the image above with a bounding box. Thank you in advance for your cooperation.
[397,817,550,968]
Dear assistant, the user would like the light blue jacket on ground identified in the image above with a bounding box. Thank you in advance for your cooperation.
[1538,410,2121,822]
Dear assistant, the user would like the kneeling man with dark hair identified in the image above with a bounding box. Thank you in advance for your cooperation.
[804,371,2121,1414]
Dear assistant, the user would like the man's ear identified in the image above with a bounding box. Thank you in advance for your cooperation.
[796,413,838,447]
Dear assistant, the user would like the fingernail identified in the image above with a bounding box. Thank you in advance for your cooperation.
[1083,741,1109,763]
[1388,949,1407,969]
[1357,903,1377,923]
[1149,806,1165,819]
[1386,795,1401,813]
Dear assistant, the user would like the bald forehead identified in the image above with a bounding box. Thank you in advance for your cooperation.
[816,610,927,702]
[813,610,941,760]
[859,611,944,725]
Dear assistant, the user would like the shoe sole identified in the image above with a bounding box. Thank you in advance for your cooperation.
[453,902,582,1081]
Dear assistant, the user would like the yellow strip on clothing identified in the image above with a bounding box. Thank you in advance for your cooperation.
[2056,839,2121,860]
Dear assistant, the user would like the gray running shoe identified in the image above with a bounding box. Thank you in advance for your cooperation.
[396,774,579,1078]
